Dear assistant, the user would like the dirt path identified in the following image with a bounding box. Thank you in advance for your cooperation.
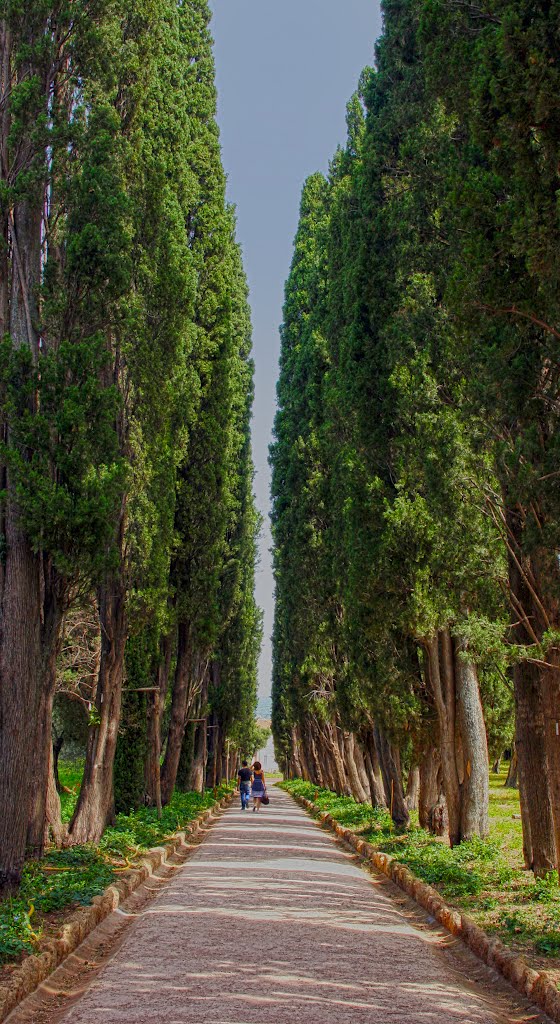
[9,787,551,1024]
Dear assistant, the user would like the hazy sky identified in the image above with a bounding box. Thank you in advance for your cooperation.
[208,0,383,698]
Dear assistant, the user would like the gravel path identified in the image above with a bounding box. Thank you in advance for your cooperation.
[51,787,548,1024]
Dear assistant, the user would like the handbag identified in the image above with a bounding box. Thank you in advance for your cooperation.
[261,789,270,806]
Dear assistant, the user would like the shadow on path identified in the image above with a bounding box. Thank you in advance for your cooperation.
[50,789,548,1024]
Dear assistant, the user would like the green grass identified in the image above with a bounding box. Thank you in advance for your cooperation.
[0,762,233,966]
[58,760,85,823]
[281,774,560,971]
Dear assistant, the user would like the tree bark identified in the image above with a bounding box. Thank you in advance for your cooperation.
[454,640,489,839]
[188,669,209,793]
[425,633,461,844]
[343,732,369,803]
[542,658,560,879]
[0,194,43,891]
[44,742,66,846]
[418,745,444,832]
[144,632,173,814]
[405,765,420,813]
[330,721,352,795]
[160,622,193,805]
[514,660,556,873]
[504,743,518,788]
[354,735,373,803]
[26,570,64,856]
[506,507,557,873]
[68,577,127,844]
[374,725,409,827]
[361,731,387,808]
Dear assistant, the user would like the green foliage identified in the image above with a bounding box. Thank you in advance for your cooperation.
[0,850,114,964]
[107,786,231,849]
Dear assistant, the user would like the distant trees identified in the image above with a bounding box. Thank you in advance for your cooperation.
[271,0,560,871]
[0,0,260,892]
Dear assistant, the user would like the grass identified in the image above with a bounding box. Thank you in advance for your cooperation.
[0,762,233,966]
[281,773,560,974]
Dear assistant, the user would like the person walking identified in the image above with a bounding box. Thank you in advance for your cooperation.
[251,761,266,811]
[237,761,252,811]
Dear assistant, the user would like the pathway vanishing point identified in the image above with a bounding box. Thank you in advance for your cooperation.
[11,788,551,1024]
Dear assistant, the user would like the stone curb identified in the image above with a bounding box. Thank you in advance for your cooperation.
[0,793,233,1023]
[292,793,560,1023]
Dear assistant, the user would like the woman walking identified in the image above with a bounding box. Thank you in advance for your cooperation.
[251,761,266,811]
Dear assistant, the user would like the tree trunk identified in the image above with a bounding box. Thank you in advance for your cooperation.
[361,731,387,808]
[353,736,372,802]
[329,721,351,794]
[68,578,127,844]
[296,721,313,782]
[418,745,443,832]
[425,632,461,845]
[145,632,173,813]
[26,574,64,856]
[0,191,43,891]
[405,765,420,813]
[290,725,303,779]
[505,507,557,874]
[343,732,369,803]
[542,659,560,880]
[454,640,489,839]
[160,622,193,805]
[189,720,207,793]
[504,743,518,788]
[188,670,209,793]
[44,742,66,846]
[374,725,409,828]
[513,660,556,873]
[307,720,326,787]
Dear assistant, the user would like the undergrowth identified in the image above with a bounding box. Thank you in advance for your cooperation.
[281,776,560,967]
[0,763,232,966]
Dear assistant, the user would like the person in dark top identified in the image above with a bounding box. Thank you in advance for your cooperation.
[237,761,252,810]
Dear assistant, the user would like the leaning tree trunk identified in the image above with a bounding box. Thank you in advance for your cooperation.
[68,577,127,844]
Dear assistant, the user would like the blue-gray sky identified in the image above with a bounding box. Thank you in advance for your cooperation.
[209,0,383,697]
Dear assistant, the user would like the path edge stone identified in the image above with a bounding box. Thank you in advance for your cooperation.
[0,792,233,1023]
[291,792,560,1023]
